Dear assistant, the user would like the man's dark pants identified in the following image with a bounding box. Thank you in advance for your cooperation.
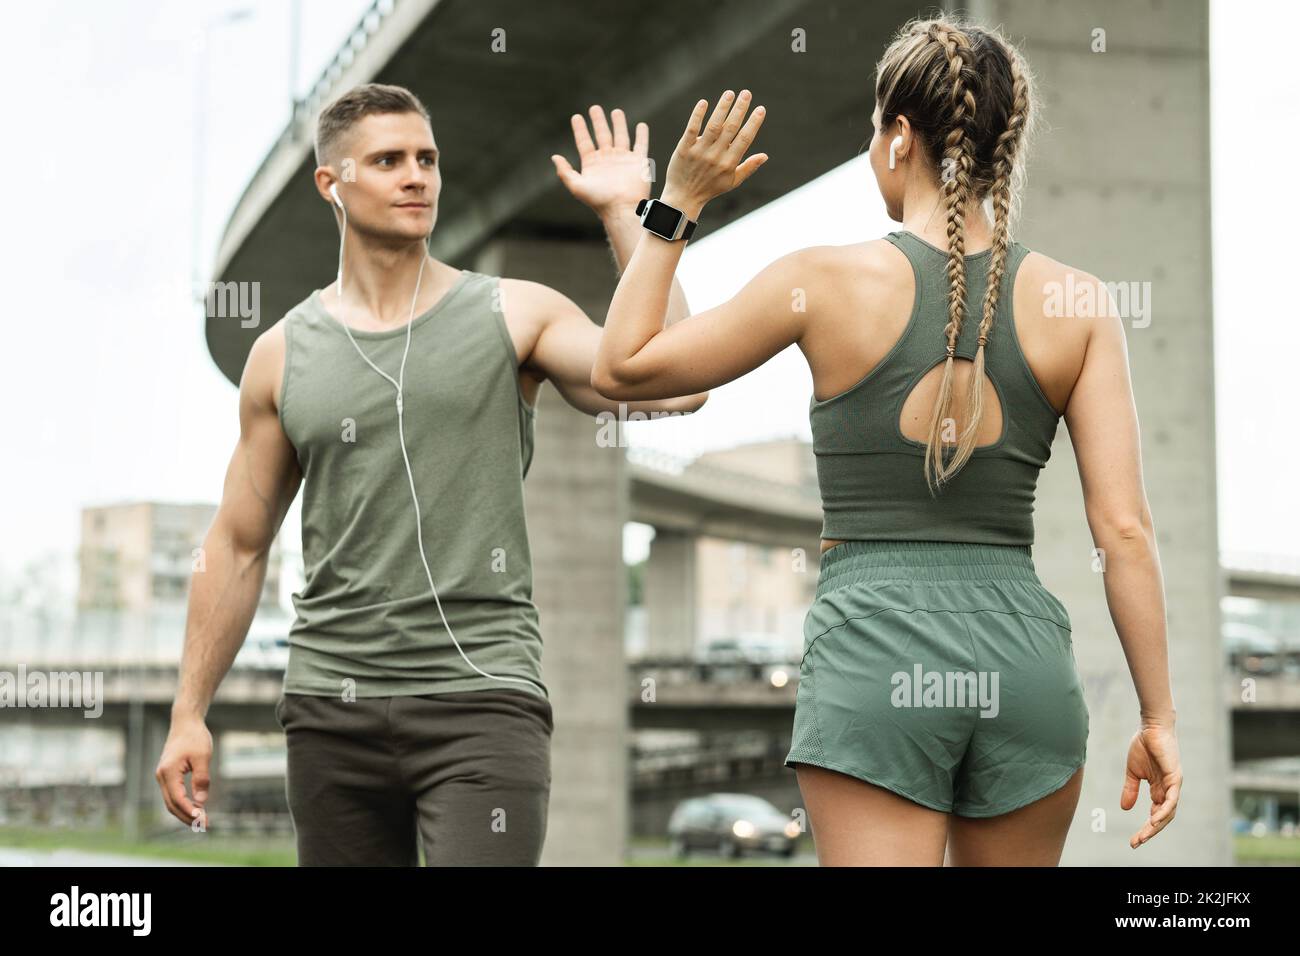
[276,688,553,865]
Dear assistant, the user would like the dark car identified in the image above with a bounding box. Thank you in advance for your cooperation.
[667,793,802,859]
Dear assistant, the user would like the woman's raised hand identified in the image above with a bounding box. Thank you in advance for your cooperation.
[662,89,768,220]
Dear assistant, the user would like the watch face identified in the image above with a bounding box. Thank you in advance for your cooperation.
[642,200,683,238]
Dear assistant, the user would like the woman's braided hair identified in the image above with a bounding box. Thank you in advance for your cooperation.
[874,14,1039,494]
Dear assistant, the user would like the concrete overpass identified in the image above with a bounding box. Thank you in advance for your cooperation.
[5,660,1292,843]
[198,0,1224,866]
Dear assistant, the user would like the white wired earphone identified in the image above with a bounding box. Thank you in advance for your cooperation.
[328,181,534,690]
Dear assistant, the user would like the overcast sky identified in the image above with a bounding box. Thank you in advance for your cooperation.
[0,0,1290,594]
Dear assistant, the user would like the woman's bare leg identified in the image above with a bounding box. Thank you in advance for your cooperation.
[795,764,949,865]
[946,765,1085,866]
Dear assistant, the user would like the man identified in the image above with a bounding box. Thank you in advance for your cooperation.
[156,83,705,865]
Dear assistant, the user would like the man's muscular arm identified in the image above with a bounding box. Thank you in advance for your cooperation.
[501,278,707,417]
[156,324,301,826]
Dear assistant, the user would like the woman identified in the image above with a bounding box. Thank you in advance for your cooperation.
[591,13,1182,866]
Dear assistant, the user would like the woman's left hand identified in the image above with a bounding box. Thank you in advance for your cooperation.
[661,89,768,220]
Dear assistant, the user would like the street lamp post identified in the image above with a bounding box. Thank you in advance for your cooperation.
[189,8,253,310]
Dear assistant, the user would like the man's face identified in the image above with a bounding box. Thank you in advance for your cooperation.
[333,111,442,238]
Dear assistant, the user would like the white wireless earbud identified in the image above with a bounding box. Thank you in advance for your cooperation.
[888,135,904,170]
[330,182,343,208]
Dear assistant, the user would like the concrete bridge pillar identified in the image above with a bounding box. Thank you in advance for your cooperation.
[644,529,698,659]
[982,0,1227,863]
[472,235,628,865]
[122,700,175,837]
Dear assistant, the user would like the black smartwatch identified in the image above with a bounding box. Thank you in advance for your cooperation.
[636,198,698,242]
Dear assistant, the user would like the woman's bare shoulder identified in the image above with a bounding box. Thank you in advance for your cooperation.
[1016,247,1106,303]
[792,239,913,291]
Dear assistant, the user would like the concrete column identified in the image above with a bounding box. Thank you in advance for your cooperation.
[1261,795,1278,833]
[643,530,699,659]
[977,0,1228,863]
[123,701,173,836]
[473,235,627,866]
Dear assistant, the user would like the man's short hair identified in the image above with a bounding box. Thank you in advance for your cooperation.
[314,83,432,169]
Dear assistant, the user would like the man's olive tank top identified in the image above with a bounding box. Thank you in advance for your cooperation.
[811,230,1061,546]
[276,269,546,699]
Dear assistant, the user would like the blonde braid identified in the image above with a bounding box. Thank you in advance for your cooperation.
[962,40,1031,452]
[923,23,979,495]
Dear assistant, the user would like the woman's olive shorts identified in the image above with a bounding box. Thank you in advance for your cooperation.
[785,540,1088,817]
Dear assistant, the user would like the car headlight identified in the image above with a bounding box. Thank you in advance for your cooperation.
[784,820,801,839]
[732,819,756,839]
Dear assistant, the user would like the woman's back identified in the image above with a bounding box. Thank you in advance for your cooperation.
[802,230,1098,546]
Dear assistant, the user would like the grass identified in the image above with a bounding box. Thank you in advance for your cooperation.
[626,853,805,866]
[3,826,1293,866]
[0,824,298,867]
[1233,834,1300,864]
